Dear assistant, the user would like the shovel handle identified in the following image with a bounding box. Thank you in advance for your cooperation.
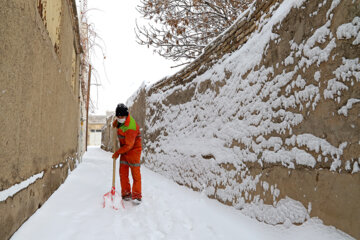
[112,157,116,188]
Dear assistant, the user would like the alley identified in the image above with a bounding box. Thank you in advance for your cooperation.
[11,147,350,240]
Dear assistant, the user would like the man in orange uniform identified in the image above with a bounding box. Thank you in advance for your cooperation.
[112,103,142,204]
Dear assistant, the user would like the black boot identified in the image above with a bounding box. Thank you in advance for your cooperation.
[122,194,131,201]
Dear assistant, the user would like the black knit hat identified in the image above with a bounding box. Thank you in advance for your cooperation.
[115,103,129,117]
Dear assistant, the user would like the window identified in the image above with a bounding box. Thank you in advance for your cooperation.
[90,129,102,133]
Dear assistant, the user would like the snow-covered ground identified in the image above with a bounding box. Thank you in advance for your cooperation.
[12,147,352,240]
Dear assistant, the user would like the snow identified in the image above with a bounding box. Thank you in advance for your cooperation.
[314,71,321,81]
[11,147,352,240]
[52,163,64,169]
[325,58,360,101]
[140,0,355,213]
[324,78,348,99]
[241,197,308,224]
[338,98,360,116]
[352,161,360,174]
[326,0,341,20]
[284,55,294,66]
[0,171,44,202]
[336,17,360,45]
[126,81,147,108]
[285,134,347,171]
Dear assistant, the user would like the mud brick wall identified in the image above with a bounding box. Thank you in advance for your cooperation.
[0,0,82,239]
[105,0,360,238]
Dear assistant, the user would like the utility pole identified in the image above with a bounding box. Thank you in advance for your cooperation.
[85,64,92,151]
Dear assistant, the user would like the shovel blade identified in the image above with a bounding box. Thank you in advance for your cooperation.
[103,190,124,210]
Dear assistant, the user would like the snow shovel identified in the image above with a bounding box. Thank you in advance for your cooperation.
[102,157,124,210]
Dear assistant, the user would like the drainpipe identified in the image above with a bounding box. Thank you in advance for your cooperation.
[85,64,92,151]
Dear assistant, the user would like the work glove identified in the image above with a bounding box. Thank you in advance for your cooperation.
[112,151,120,159]
[112,119,118,128]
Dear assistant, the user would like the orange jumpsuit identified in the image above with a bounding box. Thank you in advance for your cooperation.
[112,115,142,199]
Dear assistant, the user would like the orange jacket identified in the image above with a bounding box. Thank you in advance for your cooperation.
[113,115,142,164]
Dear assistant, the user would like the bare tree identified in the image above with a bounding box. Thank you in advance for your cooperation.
[78,0,106,112]
[136,0,253,63]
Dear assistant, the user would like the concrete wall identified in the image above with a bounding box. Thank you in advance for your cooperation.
[0,0,82,239]
[102,0,360,238]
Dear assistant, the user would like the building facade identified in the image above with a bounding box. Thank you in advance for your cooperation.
[88,114,107,146]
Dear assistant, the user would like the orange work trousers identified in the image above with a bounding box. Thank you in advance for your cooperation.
[119,162,142,199]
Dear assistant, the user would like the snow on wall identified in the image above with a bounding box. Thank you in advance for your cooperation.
[133,0,360,226]
[0,172,44,202]
[338,98,360,116]
[336,16,360,45]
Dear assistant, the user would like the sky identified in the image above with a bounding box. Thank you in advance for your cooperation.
[84,0,179,115]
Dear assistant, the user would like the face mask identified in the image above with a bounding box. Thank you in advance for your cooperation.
[117,118,125,124]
